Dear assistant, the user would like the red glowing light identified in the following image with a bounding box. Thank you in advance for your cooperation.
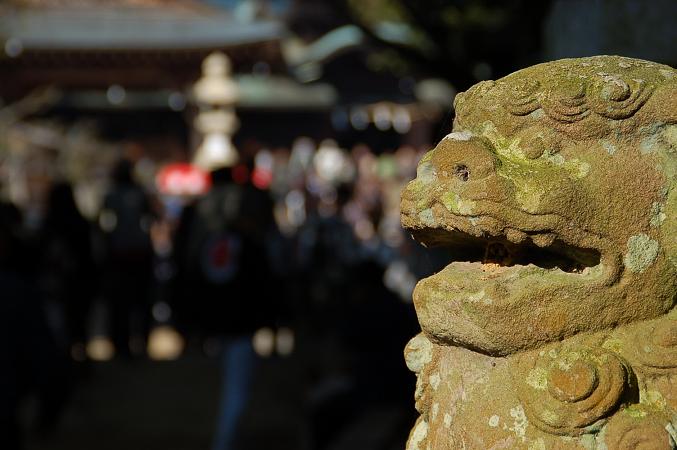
[251,168,273,189]
[156,163,211,196]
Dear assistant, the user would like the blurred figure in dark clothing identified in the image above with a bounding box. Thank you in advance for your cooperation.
[0,200,22,243]
[40,182,96,359]
[99,159,154,358]
[0,201,69,449]
[173,165,277,337]
[308,260,419,449]
[0,197,36,277]
[301,233,417,448]
[173,164,276,450]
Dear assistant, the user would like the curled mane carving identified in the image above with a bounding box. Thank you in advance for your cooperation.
[500,61,656,123]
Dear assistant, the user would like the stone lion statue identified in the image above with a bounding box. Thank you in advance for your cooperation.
[400,55,676,448]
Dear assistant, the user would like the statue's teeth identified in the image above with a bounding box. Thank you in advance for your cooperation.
[532,233,556,248]
[506,228,528,244]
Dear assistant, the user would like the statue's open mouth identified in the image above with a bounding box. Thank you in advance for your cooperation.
[403,207,621,354]
[413,226,603,277]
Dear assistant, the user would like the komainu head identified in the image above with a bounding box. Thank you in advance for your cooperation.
[401,56,677,355]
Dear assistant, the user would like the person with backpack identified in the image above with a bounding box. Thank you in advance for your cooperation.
[172,164,276,450]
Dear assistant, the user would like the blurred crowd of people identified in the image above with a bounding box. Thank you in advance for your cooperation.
[1,137,441,449]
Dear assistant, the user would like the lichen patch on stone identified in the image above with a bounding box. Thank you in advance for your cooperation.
[600,140,616,155]
[526,367,549,390]
[405,334,433,374]
[509,405,529,442]
[489,415,500,427]
[407,419,428,450]
[623,404,648,418]
[563,158,591,179]
[466,289,491,305]
[650,202,666,227]
[444,130,473,141]
[416,161,437,184]
[414,376,425,403]
[528,438,546,450]
[418,208,436,227]
[643,390,667,409]
[641,133,661,155]
[441,192,476,215]
[545,153,565,166]
[665,422,677,445]
[602,338,623,354]
[529,109,545,120]
[429,373,441,391]
[660,69,675,80]
[443,413,452,429]
[624,234,660,273]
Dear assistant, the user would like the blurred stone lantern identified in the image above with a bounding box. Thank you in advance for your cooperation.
[192,52,239,170]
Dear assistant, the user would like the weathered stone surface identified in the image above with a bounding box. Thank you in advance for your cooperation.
[400,56,677,449]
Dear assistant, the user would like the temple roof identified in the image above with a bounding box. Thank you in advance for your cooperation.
[6,0,214,13]
[0,0,284,52]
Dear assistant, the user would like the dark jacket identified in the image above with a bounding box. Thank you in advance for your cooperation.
[173,171,276,336]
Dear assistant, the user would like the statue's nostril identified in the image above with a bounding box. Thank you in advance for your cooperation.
[454,164,470,182]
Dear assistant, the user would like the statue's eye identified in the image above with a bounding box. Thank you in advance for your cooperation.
[454,164,470,181]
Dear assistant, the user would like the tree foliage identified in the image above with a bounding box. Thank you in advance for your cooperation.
[338,0,552,89]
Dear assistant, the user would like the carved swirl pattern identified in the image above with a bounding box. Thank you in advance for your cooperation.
[629,319,677,376]
[501,72,653,123]
[601,405,674,449]
[540,79,590,123]
[588,75,653,119]
[512,347,629,436]
[504,80,541,116]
